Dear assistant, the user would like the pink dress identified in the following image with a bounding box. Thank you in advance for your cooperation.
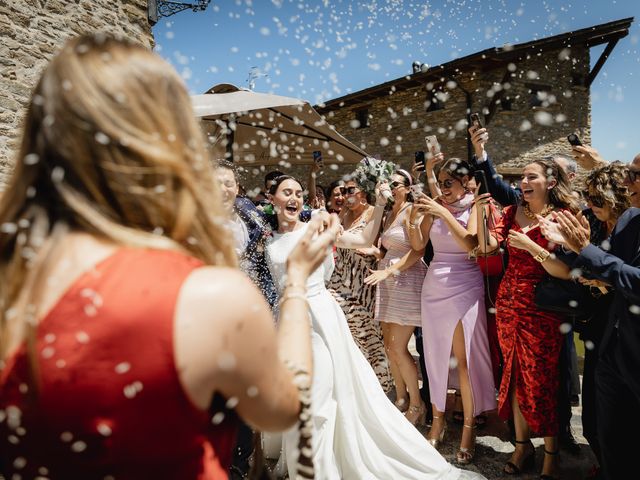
[375,206,427,326]
[421,205,496,416]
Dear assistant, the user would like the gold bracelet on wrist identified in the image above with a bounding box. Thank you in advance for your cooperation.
[279,292,309,306]
[533,249,551,263]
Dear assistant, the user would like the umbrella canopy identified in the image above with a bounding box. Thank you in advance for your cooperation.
[192,84,368,167]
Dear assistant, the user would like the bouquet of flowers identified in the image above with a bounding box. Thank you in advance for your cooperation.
[351,157,396,202]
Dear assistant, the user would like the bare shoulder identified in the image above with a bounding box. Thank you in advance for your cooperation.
[177,266,267,328]
[174,266,275,409]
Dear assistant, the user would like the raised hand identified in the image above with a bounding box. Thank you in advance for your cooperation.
[571,145,607,170]
[554,211,591,254]
[414,194,448,219]
[468,126,489,158]
[364,267,392,286]
[537,213,566,245]
[287,215,340,279]
[507,229,536,251]
[375,180,393,205]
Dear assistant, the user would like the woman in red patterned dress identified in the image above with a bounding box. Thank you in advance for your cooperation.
[476,159,579,479]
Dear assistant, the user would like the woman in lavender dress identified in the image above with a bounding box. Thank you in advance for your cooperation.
[408,158,496,465]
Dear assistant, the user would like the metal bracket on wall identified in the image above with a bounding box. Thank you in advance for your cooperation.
[148,0,210,26]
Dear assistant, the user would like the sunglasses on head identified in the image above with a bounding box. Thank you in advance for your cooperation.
[345,186,359,195]
[437,178,459,189]
[627,168,639,183]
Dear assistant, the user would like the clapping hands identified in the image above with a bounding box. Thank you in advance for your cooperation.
[538,211,591,254]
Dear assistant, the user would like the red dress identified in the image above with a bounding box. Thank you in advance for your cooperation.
[0,248,237,479]
[494,206,564,436]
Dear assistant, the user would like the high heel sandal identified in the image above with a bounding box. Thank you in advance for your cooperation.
[455,423,476,465]
[427,415,447,449]
[404,403,426,426]
[540,449,560,480]
[504,439,535,475]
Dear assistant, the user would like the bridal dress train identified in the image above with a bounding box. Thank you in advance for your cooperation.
[265,224,486,480]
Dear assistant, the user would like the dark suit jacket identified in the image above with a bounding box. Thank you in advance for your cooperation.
[572,208,640,395]
[471,153,521,207]
[234,196,278,309]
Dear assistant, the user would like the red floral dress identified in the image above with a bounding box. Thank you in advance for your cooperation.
[494,205,564,436]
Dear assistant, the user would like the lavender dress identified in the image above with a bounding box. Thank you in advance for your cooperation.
[421,203,496,416]
[375,206,427,327]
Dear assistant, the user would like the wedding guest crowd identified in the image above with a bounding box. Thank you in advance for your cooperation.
[2,32,639,480]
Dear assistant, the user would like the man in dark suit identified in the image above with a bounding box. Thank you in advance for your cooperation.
[216,161,278,478]
[547,207,640,480]
[467,125,582,453]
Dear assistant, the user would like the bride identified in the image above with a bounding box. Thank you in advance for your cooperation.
[265,175,486,480]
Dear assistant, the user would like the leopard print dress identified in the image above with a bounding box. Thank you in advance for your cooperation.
[328,209,393,392]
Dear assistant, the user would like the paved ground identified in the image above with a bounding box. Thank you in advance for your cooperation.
[412,393,596,480]
[406,336,596,480]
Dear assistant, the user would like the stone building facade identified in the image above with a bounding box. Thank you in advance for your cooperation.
[316,18,633,185]
[0,0,153,187]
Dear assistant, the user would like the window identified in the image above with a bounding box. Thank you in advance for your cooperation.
[425,89,446,112]
[354,108,370,129]
[500,96,513,111]
[527,84,552,108]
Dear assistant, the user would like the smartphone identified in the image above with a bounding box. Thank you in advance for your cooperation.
[414,151,425,172]
[470,113,483,131]
[567,133,582,147]
[409,183,424,196]
[424,135,441,157]
[312,150,323,168]
[474,170,489,196]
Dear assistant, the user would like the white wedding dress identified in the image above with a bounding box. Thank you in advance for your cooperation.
[266,224,486,480]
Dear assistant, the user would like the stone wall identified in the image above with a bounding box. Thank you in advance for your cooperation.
[0,0,153,188]
[323,45,592,181]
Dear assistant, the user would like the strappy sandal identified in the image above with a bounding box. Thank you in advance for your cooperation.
[427,415,447,450]
[540,448,560,480]
[404,402,427,426]
[456,423,476,465]
[504,439,535,475]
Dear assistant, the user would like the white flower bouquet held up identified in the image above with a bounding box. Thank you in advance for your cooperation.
[351,157,397,202]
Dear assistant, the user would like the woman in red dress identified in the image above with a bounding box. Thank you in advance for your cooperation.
[0,35,339,479]
[476,159,579,479]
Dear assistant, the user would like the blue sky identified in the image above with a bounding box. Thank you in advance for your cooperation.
[153,0,640,162]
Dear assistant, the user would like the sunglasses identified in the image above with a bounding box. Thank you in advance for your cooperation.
[390,181,406,190]
[437,178,459,189]
[627,168,639,183]
[344,186,359,195]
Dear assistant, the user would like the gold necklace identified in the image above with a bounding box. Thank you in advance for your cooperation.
[523,203,554,219]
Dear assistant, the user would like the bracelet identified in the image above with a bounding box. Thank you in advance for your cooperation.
[408,222,418,228]
[283,282,307,291]
[533,249,551,263]
[280,292,309,306]
[283,360,314,479]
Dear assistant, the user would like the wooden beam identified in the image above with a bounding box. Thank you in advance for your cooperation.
[586,38,619,87]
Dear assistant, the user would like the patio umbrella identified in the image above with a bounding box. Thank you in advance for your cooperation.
[191,83,368,168]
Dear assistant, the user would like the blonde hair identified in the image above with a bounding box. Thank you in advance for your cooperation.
[0,35,236,368]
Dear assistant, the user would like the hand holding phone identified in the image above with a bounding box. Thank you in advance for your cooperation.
[414,151,425,172]
[567,133,582,147]
[312,150,324,168]
[424,135,441,158]
[470,113,483,131]
[473,170,489,196]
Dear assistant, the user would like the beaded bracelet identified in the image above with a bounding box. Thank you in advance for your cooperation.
[283,360,314,480]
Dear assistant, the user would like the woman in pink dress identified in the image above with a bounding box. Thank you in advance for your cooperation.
[365,170,428,425]
[408,158,496,465]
